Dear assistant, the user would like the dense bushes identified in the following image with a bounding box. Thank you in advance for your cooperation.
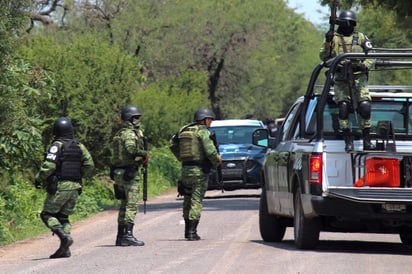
[146,146,181,195]
[19,34,146,169]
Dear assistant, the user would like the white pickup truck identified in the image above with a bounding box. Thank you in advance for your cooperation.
[253,50,412,249]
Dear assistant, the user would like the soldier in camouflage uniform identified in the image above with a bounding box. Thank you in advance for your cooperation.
[170,108,221,241]
[35,117,94,259]
[320,10,375,152]
[111,105,149,246]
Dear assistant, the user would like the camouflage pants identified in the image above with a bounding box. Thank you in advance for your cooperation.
[334,73,371,129]
[182,166,208,221]
[114,168,140,225]
[42,189,79,234]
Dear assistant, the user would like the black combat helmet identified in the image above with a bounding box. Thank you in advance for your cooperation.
[53,117,74,138]
[339,10,357,26]
[121,105,142,121]
[194,108,216,121]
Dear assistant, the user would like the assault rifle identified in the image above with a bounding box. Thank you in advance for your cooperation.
[343,60,359,124]
[142,137,148,214]
[327,0,341,58]
[209,131,223,192]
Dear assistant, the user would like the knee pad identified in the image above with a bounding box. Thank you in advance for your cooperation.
[358,100,371,119]
[338,101,350,120]
[40,211,54,227]
[56,213,71,234]
[56,213,70,225]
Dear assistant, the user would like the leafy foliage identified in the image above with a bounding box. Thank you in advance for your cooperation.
[133,70,209,146]
[0,0,30,66]
[104,0,322,120]
[144,146,181,193]
[0,59,55,182]
[19,33,146,168]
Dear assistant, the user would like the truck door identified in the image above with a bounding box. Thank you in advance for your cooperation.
[274,102,302,215]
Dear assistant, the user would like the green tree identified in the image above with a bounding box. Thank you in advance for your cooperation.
[0,0,54,182]
[0,59,56,183]
[74,0,322,120]
[132,70,209,146]
[0,0,30,67]
[19,33,145,168]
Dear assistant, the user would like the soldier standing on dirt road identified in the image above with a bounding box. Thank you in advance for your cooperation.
[170,108,221,241]
[35,117,94,258]
[111,105,149,247]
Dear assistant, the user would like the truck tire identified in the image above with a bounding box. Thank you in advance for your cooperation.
[259,188,286,242]
[293,187,320,249]
[400,228,412,245]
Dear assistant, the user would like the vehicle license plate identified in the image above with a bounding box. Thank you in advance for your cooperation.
[382,204,406,212]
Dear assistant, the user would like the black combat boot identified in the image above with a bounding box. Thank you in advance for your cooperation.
[184,218,189,239]
[115,224,126,246]
[342,129,354,152]
[187,220,201,241]
[120,223,144,246]
[362,128,375,150]
[49,228,73,259]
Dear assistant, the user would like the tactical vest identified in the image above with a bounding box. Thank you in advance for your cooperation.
[56,139,82,181]
[112,128,143,166]
[336,31,363,54]
[178,124,206,162]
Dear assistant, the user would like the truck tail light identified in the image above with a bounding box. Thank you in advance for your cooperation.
[309,154,322,185]
[354,157,400,187]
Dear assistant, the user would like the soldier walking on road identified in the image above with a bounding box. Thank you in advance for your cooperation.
[35,117,94,258]
[111,105,149,246]
[170,108,221,241]
[320,10,375,152]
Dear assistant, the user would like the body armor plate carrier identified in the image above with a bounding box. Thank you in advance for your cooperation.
[179,125,206,162]
[56,140,82,182]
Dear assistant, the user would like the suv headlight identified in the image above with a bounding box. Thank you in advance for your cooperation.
[245,159,256,170]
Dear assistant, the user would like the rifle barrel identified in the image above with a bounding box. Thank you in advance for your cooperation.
[142,137,148,214]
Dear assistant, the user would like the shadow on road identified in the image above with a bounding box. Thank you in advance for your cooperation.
[203,198,258,211]
[139,195,259,213]
[252,239,412,255]
[204,193,260,199]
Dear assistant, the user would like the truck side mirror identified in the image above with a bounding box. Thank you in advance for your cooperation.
[252,129,269,147]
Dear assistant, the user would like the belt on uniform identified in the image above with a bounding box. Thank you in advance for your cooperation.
[182,161,202,167]
[113,164,137,169]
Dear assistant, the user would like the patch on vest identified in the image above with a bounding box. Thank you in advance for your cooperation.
[46,144,59,162]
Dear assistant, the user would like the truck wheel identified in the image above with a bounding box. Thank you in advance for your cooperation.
[259,188,286,242]
[400,228,412,245]
[293,187,320,249]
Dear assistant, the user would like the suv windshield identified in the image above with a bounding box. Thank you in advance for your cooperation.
[211,125,262,144]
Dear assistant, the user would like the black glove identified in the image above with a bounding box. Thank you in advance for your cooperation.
[325,30,334,43]
[34,180,41,189]
[358,63,368,73]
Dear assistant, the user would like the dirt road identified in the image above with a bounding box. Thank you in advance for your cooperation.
[1,189,412,274]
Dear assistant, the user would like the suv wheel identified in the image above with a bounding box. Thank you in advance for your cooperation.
[293,186,320,249]
[259,188,286,242]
